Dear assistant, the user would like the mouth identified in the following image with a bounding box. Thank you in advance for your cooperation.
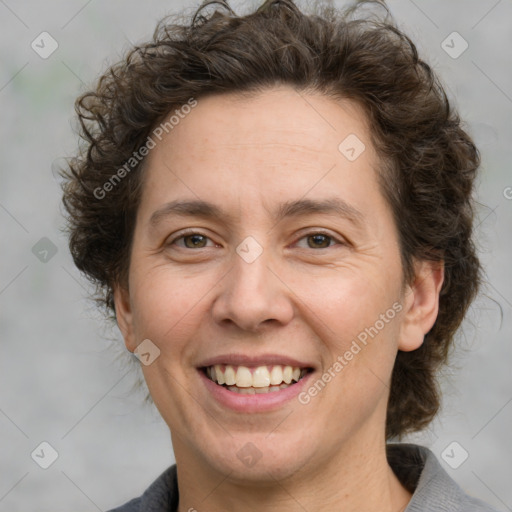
[200,364,313,395]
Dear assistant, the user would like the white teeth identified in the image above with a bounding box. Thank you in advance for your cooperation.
[236,386,255,394]
[224,365,236,385]
[269,365,283,385]
[214,364,224,385]
[227,383,292,394]
[235,366,252,387]
[252,366,271,387]
[283,365,293,384]
[205,364,308,389]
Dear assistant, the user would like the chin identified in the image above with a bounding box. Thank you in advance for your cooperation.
[196,430,315,483]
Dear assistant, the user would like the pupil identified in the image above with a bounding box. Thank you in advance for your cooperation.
[186,235,206,248]
[310,234,329,248]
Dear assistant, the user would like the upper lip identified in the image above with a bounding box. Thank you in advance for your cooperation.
[197,353,315,369]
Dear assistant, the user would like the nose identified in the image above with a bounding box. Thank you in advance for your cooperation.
[211,245,295,333]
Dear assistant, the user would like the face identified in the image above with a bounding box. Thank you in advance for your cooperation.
[115,86,442,483]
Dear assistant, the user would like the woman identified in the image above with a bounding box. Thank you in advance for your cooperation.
[61,0,500,510]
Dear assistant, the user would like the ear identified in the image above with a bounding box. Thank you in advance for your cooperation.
[113,283,137,353]
[398,259,444,352]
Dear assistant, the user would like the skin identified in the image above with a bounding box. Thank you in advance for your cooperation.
[114,86,444,512]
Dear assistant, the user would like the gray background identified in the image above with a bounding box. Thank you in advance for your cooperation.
[1,0,511,510]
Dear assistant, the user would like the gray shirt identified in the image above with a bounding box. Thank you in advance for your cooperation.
[108,443,501,511]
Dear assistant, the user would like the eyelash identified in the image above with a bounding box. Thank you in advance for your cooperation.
[168,229,345,250]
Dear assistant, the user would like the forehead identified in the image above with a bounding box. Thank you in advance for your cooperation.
[139,86,383,223]
[164,87,371,159]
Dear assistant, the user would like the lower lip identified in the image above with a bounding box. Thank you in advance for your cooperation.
[198,369,314,413]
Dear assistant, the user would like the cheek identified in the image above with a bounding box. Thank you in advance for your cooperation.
[129,266,213,347]
[288,264,401,339]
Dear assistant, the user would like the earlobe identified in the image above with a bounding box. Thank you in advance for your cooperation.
[397,259,444,352]
[113,283,136,352]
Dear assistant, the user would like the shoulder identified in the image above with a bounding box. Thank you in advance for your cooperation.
[387,443,502,512]
[106,465,178,512]
[107,497,141,512]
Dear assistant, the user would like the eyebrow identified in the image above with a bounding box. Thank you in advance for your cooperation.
[149,197,365,229]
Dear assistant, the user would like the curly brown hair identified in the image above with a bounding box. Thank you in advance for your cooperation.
[60,0,481,440]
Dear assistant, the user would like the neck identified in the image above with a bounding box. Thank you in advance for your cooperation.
[174,430,411,512]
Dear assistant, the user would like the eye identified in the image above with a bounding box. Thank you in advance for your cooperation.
[167,230,344,250]
[294,231,344,249]
[169,232,216,249]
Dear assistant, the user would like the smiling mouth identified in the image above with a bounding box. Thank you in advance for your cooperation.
[201,364,312,394]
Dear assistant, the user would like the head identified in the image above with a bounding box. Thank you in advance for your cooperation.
[61,0,480,479]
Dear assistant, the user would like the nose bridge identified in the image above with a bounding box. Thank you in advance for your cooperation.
[233,241,272,296]
[212,238,294,331]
